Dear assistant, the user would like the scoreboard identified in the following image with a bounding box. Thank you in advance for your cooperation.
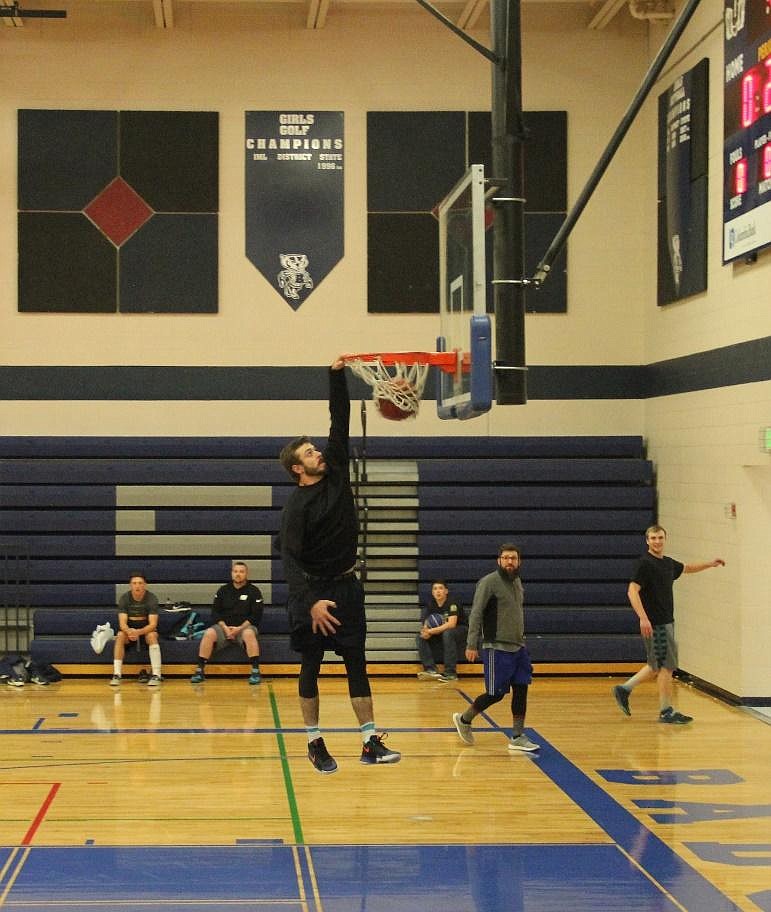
[723,0,771,262]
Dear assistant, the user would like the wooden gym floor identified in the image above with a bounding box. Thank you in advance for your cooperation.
[0,674,769,911]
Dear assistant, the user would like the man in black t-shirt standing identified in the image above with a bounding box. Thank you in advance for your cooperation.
[277,355,401,774]
[613,524,724,723]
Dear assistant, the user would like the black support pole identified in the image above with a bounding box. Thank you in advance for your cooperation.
[491,0,528,405]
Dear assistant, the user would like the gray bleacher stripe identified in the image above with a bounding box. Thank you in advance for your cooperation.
[366,570,419,581]
[365,636,418,649]
[365,608,421,619]
[357,497,420,508]
[364,546,419,556]
[364,460,419,477]
[364,594,419,605]
[116,485,273,507]
[367,522,419,532]
[116,510,156,532]
[113,580,274,605]
[115,535,271,556]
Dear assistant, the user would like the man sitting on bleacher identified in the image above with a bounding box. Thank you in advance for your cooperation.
[111,573,163,686]
[190,561,264,685]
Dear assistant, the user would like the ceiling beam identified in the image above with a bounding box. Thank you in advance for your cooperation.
[152,0,173,28]
[306,0,329,28]
[588,0,627,28]
[457,0,487,30]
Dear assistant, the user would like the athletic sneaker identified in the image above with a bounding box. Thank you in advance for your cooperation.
[137,669,150,684]
[453,712,474,745]
[659,707,693,724]
[109,675,122,687]
[508,734,540,752]
[190,670,205,684]
[438,672,458,683]
[308,737,338,774]
[248,669,262,685]
[613,684,631,716]
[147,674,162,687]
[360,733,401,764]
[7,675,25,688]
[417,668,442,680]
[30,674,50,686]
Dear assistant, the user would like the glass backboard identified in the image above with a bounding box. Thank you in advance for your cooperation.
[436,163,492,420]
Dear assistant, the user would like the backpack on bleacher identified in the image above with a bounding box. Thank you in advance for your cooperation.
[174,610,207,641]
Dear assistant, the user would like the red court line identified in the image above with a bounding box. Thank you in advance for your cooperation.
[21,783,61,846]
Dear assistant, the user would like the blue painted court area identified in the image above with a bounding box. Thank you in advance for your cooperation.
[0,842,718,911]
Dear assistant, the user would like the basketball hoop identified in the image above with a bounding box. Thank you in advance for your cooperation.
[342,351,461,421]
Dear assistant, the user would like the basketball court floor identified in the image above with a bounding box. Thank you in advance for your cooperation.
[1,675,769,911]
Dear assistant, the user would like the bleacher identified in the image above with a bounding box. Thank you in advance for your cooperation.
[0,436,653,675]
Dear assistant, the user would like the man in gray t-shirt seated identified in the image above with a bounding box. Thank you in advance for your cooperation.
[112,573,162,687]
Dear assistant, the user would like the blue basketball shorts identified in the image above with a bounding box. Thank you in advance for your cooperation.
[482,646,533,696]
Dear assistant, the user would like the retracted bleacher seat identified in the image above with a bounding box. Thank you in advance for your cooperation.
[1,435,653,673]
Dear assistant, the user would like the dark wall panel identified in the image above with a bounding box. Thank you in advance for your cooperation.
[368,213,438,314]
[367,111,466,212]
[18,212,117,313]
[18,109,118,210]
[120,214,218,314]
[120,111,219,213]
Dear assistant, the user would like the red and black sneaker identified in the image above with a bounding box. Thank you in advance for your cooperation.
[360,733,401,764]
[308,737,338,773]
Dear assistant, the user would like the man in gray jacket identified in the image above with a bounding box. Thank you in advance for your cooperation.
[452,543,539,752]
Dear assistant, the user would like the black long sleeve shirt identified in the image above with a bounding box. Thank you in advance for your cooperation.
[279,368,359,616]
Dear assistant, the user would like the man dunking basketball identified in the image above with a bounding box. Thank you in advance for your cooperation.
[277,355,401,773]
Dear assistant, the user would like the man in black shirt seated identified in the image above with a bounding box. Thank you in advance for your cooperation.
[190,561,264,685]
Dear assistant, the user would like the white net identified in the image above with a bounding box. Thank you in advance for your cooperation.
[346,357,429,417]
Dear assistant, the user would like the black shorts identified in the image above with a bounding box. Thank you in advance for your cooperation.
[288,575,366,654]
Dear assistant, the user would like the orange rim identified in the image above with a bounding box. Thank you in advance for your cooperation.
[342,351,468,374]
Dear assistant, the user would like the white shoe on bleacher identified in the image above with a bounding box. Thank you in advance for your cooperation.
[91,623,115,655]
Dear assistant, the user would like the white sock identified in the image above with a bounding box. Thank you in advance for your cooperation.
[113,660,123,676]
[149,644,162,676]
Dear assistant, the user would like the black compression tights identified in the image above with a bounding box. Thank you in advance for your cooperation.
[298,646,372,699]
[468,683,528,720]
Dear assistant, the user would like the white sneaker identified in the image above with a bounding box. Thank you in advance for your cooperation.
[453,712,474,745]
[507,734,540,752]
[109,675,122,687]
[147,675,162,687]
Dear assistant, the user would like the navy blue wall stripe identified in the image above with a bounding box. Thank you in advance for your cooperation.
[0,336,767,400]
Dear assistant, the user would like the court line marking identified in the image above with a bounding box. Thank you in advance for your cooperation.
[268,685,304,846]
[0,846,30,907]
[614,842,689,912]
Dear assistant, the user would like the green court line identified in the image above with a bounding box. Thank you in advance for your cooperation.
[268,684,304,845]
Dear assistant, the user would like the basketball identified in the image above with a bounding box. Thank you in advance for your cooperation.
[375,377,417,421]
[376,396,414,421]
[425,612,444,628]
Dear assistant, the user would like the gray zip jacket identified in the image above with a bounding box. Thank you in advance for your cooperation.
[466,567,525,653]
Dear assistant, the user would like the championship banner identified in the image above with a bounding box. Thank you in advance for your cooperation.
[245,111,344,309]
[656,59,708,305]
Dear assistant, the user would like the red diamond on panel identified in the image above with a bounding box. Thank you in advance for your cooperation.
[84,177,154,246]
